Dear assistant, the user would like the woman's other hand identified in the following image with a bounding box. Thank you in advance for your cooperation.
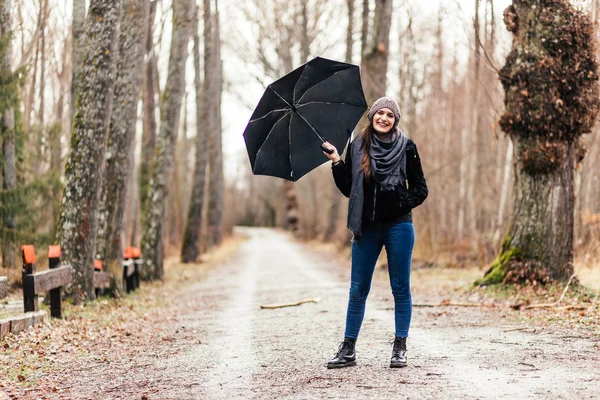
[322,142,341,163]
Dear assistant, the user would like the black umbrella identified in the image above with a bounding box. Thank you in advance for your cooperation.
[243,56,368,181]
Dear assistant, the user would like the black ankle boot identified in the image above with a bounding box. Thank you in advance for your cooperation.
[390,336,407,368]
[327,338,357,369]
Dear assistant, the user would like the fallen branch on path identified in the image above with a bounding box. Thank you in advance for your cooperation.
[412,301,497,308]
[260,297,320,309]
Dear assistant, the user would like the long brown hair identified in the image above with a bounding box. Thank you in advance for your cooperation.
[359,123,377,178]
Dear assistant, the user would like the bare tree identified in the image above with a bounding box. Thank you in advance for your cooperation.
[139,0,159,218]
[95,0,149,292]
[324,0,355,241]
[55,0,122,303]
[181,3,208,263]
[141,0,193,280]
[207,0,224,247]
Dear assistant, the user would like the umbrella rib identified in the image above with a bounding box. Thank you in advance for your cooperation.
[249,108,290,123]
[296,101,366,108]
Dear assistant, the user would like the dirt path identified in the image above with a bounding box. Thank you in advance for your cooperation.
[3,227,599,399]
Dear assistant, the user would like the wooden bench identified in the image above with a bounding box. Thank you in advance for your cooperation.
[123,247,142,293]
[21,245,72,318]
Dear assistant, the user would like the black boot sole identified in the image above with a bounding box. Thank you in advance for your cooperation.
[390,362,407,368]
[327,360,357,369]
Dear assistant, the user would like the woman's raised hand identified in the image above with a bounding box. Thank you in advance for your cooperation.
[322,142,341,163]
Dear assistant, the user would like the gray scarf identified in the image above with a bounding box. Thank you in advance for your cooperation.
[347,128,408,237]
[370,128,408,191]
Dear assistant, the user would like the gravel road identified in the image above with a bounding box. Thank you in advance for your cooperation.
[150,227,600,400]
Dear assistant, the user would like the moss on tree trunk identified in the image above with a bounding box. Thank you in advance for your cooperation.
[95,0,149,294]
[55,0,122,303]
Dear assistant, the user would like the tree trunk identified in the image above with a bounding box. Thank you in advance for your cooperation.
[139,0,158,217]
[36,0,47,176]
[361,0,392,104]
[325,0,354,242]
[207,2,224,248]
[493,139,513,243]
[55,0,122,303]
[467,0,481,239]
[71,0,86,126]
[95,0,149,294]
[0,0,17,269]
[481,0,600,285]
[346,0,354,63]
[500,138,575,281]
[181,5,207,263]
[360,0,368,57]
[141,0,192,280]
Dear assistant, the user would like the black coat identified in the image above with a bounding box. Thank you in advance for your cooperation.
[332,138,428,226]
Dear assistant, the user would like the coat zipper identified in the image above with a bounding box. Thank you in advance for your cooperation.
[372,184,377,221]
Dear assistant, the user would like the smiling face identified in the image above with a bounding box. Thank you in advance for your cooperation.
[372,107,395,134]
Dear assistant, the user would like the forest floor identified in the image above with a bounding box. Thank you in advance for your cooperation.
[1,227,599,399]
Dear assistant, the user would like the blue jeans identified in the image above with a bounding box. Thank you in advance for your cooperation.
[344,221,415,339]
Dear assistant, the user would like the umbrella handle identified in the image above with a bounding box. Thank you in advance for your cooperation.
[320,143,334,155]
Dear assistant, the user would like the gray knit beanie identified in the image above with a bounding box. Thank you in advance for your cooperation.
[367,96,401,127]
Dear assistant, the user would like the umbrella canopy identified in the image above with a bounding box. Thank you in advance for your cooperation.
[243,56,368,181]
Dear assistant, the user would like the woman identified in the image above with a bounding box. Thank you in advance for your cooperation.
[321,96,428,369]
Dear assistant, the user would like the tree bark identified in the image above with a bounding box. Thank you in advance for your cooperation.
[481,0,600,284]
[36,0,47,176]
[360,0,368,57]
[467,0,481,238]
[55,0,122,303]
[207,1,224,247]
[71,0,86,126]
[141,0,193,279]
[181,4,208,263]
[361,0,392,104]
[0,0,17,269]
[325,0,355,242]
[346,0,354,63]
[95,0,149,293]
[506,138,575,279]
[139,0,158,217]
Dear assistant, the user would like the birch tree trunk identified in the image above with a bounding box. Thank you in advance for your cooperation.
[95,0,149,293]
[0,0,17,269]
[181,4,208,263]
[141,0,193,279]
[361,0,392,104]
[480,0,600,284]
[71,0,86,125]
[207,1,224,247]
[56,0,122,303]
